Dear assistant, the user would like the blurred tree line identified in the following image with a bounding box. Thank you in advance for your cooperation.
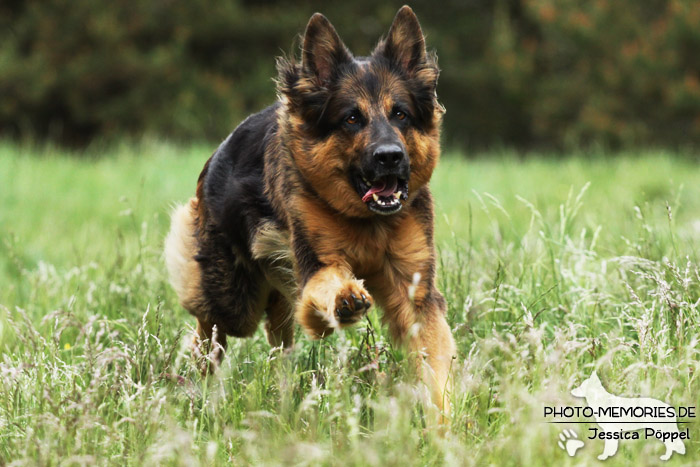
[1,0,699,150]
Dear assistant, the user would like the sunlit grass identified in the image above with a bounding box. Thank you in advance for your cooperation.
[1,141,699,465]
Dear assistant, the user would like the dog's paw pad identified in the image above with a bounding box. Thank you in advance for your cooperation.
[334,283,372,325]
[557,429,584,457]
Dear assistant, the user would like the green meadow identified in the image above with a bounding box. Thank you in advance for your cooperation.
[1,141,699,465]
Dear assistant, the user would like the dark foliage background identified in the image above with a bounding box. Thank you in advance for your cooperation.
[1,0,699,150]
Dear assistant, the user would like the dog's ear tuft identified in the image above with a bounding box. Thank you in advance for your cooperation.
[301,13,352,86]
[373,6,440,128]
[380,6,427,73]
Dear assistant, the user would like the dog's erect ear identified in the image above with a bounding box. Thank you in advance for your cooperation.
[380,6,427,72]
[301,13,352,85]
[591,370,599,382]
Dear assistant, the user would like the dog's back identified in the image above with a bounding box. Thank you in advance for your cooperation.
[165,103,281,338]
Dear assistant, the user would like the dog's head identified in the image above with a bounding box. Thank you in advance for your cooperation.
[277,6,443,218]
[571,370,604,399]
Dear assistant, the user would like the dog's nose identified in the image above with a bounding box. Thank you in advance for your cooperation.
[373,144,405,169]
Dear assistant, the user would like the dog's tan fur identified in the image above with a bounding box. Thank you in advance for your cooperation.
[164,199,202,313]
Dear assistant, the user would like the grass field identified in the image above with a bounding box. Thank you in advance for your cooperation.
[1,141,699,465]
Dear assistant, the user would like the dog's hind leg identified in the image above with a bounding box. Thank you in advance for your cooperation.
[264,290,294,349]
[661,434,686,460]
[192,318,227,374]
[165,197,269,371]
[165,200,225,372]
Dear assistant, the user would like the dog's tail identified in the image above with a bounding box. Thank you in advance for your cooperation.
[164,198,202,312]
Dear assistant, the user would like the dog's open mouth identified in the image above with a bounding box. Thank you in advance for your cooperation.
[357,174,408,215]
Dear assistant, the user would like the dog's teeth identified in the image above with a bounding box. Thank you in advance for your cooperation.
[394,191,401,199]
[372,194,379,202]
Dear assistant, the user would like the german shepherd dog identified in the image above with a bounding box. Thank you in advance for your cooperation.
[165,6,456,418]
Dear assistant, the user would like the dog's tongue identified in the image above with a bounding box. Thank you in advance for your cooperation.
[362,176,398,203]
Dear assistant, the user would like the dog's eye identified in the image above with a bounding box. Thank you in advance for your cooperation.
[393,109,407,121]
[346,113,359,125]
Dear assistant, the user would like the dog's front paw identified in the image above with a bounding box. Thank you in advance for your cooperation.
[297,278,372,339]
[333,281,372,326]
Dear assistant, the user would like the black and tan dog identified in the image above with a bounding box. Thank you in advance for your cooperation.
[165,6,456,417]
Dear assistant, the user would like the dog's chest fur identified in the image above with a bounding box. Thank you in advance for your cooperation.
[250,205,429,303]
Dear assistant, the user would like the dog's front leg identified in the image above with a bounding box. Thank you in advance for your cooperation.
[412,299,456,420]
[295,264,373,338]
[598,437,619,460]
[378,285,456,422]
[369,211,456,423]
